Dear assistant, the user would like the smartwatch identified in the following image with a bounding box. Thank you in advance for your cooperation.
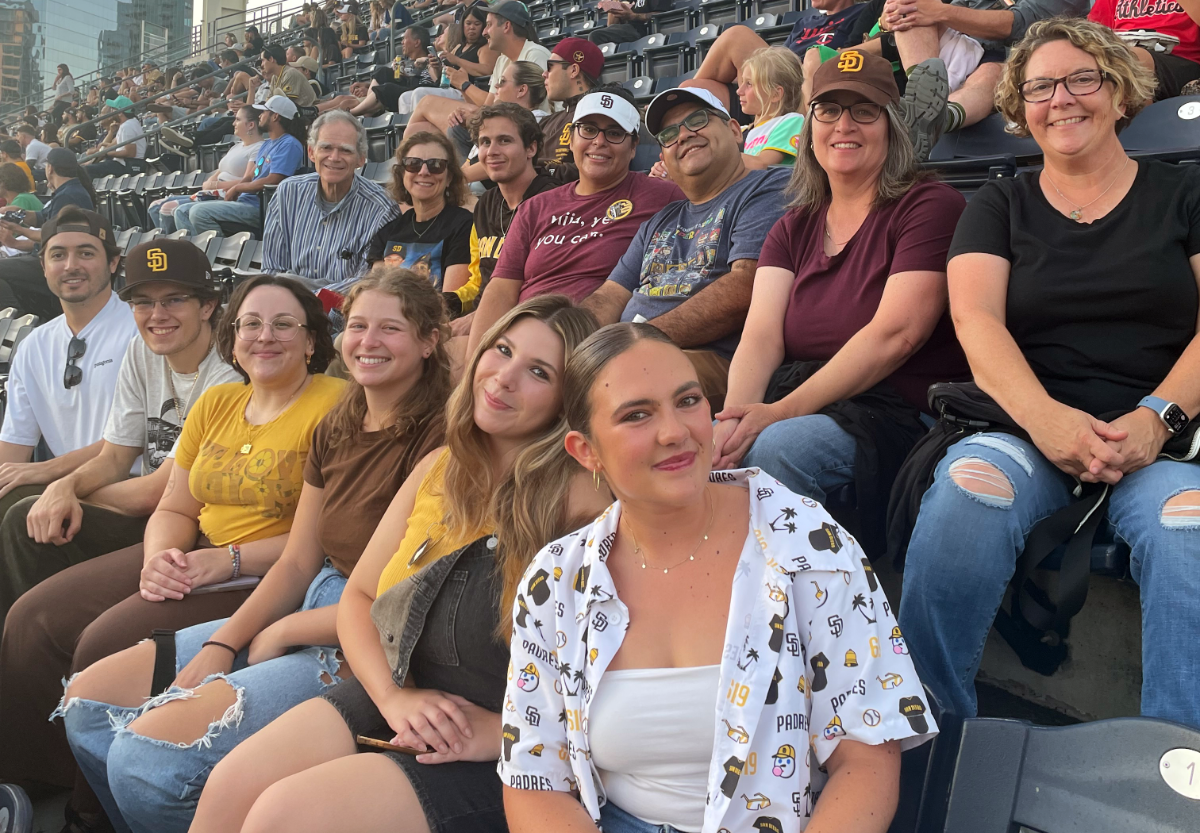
[460,79,471,92]
[1138,395,1190,435]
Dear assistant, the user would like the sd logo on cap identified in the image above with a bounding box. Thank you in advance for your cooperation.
[117,239,220,301]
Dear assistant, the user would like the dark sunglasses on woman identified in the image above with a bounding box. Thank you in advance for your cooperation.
[401,156,450,175]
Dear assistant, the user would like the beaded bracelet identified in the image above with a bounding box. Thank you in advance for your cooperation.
[228,543,242,579]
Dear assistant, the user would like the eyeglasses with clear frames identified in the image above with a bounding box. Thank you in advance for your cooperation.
[1018,70,1107,103]
[128,294,195,312]
[234,315,309,341]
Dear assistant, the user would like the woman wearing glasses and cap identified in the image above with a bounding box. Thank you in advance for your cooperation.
[712,50,967,556]
[366,132,474,293]
[901,18,1200,730]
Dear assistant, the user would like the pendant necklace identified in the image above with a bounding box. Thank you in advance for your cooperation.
[623,487,714,574]
[165,338,213,426]
[1042,150,1130,222]
[239,375,310,455]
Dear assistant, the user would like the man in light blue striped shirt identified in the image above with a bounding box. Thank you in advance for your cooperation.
[262,111,400,292]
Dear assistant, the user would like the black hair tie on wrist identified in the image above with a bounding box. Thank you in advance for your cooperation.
[202,640,240,656]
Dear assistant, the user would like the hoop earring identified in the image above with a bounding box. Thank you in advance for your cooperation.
[593,468,601,491]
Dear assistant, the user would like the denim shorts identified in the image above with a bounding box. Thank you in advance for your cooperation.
[600,801,695,833]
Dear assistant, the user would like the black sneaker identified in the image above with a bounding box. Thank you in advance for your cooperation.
[0,784,31,833]
[898,58,949,163]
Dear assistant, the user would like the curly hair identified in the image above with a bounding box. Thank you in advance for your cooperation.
[391,131,469,207]
[997,17,1156,137]
[217,274,337,383]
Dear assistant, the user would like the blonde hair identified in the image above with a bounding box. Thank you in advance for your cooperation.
[997,17,1156,137]
[440,296,598,641]
[741,47,804,122]
[786,106,928,212]
[322,266,451,462]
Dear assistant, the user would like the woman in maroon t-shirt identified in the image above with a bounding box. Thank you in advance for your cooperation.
[712,50,967,537]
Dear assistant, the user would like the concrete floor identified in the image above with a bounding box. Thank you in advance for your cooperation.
[30,790,67,833]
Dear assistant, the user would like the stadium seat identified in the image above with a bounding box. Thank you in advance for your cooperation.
[599,41,633,85]
[212,231,254,268]
[700,0,742,26]
[916,717,1200,833]
[923,153,1017,199]
[165,228,190,239]
[562,4,592,30]
[632,140,661,173]
[686,23,723,69]
[643,34,690,79]
[929,113,1042,162]
[536,15,563,37]
[542,27,571,49]
[752,0,802,15]
[623,76,656,104]
[652,0,701,35]
[1120,95,1200,154]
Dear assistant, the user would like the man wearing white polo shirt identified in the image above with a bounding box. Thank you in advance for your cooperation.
[0,208,138,522]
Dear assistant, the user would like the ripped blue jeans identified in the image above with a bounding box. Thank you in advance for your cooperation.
[59,566,348,833]
[899,433,1200,728]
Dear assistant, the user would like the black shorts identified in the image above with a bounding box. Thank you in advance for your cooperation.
[1149,50,1200,100]
[323,678,507,833]
[980,48,1006,64]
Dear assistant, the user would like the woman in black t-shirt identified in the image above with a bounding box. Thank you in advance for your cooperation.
[367,132,473,292]
[901,19,1200,731]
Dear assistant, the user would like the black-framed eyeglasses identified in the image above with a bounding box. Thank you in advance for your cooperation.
[655,108,714,148]
[64,336,86,390]
[234,315,309,341]
[810,101,884,124]
[572,122,632,145]
[128,294,196,312]
[401,156,450,175]
[1018,70,1107,103]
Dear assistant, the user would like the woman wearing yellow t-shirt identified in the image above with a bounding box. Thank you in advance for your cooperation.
[39,275,340,827]
[188,296,611,833]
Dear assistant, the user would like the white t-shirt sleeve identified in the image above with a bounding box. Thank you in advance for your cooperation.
[217,141,261,181]
[115,119,146,160]
[518,41,551,70]
[0,344,41,447]
[102,336,148,450]
[489,53,510,95]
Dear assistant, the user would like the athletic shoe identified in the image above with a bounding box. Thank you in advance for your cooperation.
[898,58,949,163]
[159,125,194,148]
[0,783,31,833]
[158,137,191,157]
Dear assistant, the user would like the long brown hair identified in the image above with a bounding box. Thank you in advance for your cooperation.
[322,267,451,471]
[440,295,597,640]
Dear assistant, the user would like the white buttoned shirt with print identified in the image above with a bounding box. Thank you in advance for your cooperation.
[498,468,936,833]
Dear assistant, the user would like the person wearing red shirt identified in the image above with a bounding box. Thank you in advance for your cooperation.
[1090,0,1200,98]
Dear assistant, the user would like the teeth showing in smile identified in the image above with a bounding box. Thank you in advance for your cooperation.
[832,142,859,149]
[356,357,388,365]
[149,327,176,335]
[1051,116,1084,126]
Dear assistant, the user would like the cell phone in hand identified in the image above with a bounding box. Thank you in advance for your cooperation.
[356,735,428,756]
[191,575,261,594]
[4,209,27,226]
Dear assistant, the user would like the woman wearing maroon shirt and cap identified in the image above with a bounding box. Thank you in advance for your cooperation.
[713,49,968,555]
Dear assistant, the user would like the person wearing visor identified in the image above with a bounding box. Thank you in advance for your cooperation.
[465,88,681,357]
[177,95,306,237]
[585,87,791,409]
[713,50,968,556]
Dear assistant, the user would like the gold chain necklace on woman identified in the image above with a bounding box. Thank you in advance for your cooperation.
[1042,149,1131,222]
[239,375,310,455]
[622,487,714,574]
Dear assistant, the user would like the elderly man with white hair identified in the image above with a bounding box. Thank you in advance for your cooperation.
[262,109,400,291]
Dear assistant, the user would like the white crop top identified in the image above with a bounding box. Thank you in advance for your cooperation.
[589,665,720,833]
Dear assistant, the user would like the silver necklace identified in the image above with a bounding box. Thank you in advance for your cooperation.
[164,339,212,425]
[1042,152,1130,222]
[622,487,714,574]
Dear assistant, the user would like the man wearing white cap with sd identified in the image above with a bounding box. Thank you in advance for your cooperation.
[584,86,791,407]
[465,87,682,357]
[177,94,306,236]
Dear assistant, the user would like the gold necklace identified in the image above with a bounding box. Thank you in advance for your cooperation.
[1042,150,1130,222]
[239,375,310,455]
[623,487,714,574]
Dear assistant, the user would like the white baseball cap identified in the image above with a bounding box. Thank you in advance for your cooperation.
[573,91,640,134]
[645,86,730,135]
[254,94,299,120]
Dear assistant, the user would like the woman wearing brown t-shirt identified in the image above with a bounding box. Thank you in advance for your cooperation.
[712,50,967,553]
[56,268,451,832]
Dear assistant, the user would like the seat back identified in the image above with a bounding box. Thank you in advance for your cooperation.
[700,0,742,26]
[919,717,1200,833]
[1120,95,1200,153]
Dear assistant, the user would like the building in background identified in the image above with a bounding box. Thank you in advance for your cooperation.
[0,0,42,107]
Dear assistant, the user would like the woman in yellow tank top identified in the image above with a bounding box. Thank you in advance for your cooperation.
[190,295,613,833]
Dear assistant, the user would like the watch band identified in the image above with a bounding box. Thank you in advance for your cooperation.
[460,79,471,92]
[1138,395,1189,434]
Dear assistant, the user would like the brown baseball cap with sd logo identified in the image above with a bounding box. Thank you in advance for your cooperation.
[118,239,221,300]
[809,49,900,107]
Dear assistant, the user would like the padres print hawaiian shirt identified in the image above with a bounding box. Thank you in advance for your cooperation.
[498,468,936,832]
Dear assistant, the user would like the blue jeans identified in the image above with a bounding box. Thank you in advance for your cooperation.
[899,432,1200,728]
[742,414,857,503]
[175,199,259,236]
[61,566,349,833]
[600,801,692,833]
[147,197,192,234]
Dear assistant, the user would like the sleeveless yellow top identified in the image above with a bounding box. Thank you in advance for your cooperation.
[376,448,491,597]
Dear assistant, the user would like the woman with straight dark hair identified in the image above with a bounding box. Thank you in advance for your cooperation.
[367,132,473,293]
[711,49,967,555]
[187,296,607,833]
[59,268,451,833]
[503,322,934,833]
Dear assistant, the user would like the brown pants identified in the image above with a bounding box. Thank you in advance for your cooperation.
[0,543,253,802]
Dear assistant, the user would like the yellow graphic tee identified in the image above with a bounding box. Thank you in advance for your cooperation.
[174,375,345,547]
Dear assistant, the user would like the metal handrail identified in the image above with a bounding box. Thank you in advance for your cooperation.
[77,90,251,165]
